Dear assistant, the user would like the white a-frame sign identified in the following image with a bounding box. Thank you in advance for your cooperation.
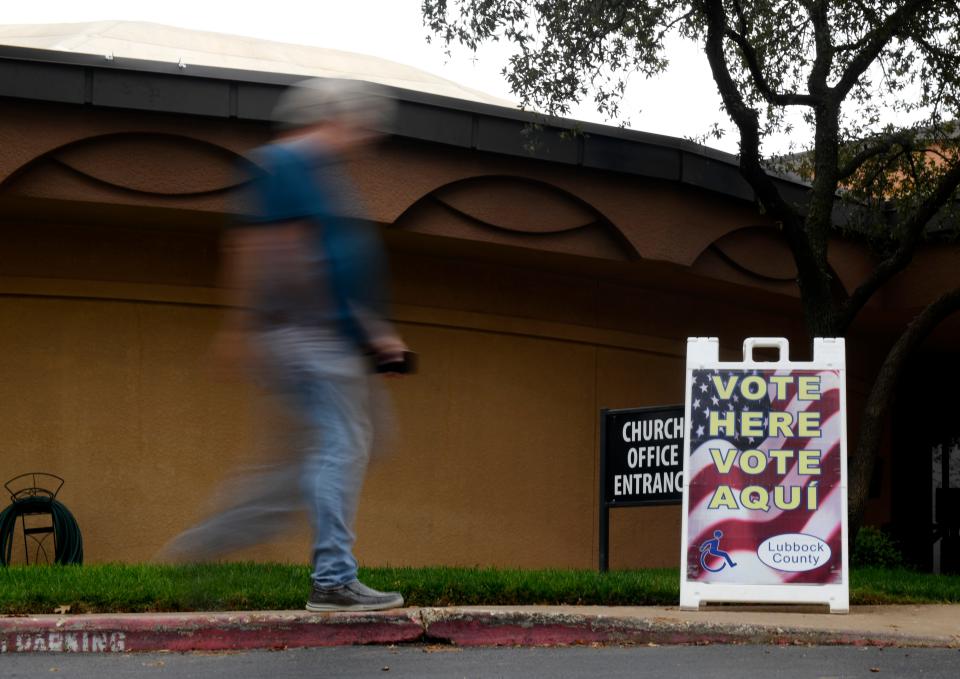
[679,337,849,613]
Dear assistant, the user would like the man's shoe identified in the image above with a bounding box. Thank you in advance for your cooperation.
[306,580,404,612]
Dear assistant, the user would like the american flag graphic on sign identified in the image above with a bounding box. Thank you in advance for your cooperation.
[685,368,843,585]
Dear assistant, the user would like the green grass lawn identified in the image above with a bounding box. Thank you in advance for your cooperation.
[0,563,957,614]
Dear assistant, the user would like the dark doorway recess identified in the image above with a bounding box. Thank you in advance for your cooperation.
[892,352,960,573]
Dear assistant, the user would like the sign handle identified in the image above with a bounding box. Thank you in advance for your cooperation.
[742,337,790,363]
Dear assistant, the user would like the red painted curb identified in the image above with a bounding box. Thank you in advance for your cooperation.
[418,610,955,649]
[0,610,424,653]
[421,612,721,647]
[424,619,649,646]
[2,609,955,652]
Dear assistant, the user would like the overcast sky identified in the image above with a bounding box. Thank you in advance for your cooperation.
[4,1,745,151]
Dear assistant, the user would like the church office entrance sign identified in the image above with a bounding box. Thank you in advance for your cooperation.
[679,338,849,613]
[599,405,684,572]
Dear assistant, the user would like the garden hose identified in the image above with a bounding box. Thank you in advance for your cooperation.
[0,495,83,565]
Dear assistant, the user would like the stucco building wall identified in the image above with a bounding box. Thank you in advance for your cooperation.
[0,94,953,569]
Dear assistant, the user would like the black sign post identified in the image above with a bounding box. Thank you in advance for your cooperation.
[599,405,685,572]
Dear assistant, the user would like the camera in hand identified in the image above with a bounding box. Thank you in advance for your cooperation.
[375,351,417,375]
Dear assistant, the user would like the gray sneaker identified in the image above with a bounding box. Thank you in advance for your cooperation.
[306,580,404,612]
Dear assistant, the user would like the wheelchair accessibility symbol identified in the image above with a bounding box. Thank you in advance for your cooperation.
[699,530,737,572]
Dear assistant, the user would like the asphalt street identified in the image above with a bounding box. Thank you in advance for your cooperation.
[4,645,960,679]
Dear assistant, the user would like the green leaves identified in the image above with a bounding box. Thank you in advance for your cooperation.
[424,1,680,120]
[422,1,960,311]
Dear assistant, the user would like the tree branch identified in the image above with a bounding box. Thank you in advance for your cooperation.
[723,27,820,106]
[806,0,833,96]
[838,158,960,328]
[797,1,842,312]
[837,132,914,181]
[834,34,875,54]
[700,0,801,226]
[655,9,695,42]
[915,35,960,68]
[701,0,840,333]
[834,0,928,98]
[853,148,910,194]
[848,285,960,537]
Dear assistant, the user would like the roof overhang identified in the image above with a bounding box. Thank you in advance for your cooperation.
[0,44,817,209]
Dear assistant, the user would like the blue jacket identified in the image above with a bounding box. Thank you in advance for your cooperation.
[244,140,391,349]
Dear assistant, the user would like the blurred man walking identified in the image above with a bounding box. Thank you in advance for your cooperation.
[160,79,408,612]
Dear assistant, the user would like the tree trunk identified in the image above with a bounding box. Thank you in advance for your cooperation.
[848,287,960,543]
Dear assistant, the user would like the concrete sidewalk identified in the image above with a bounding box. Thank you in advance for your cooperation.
[2,605,959,653]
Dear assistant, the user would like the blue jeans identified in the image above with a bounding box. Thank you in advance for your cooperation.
[160,326,376,589]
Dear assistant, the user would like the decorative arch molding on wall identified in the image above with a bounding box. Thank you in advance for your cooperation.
[392,175,639,262]
[690,224,800,297]
[690,225,850,300]
[361,141,778,267]
[0,96,267,185]
[694,226,797,281]
[0,131,254,213]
